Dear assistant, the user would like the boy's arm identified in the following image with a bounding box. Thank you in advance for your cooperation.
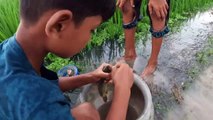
[106,87,131,120]
[59,73,97,92]
[106,63,134,120]
[58,63,111,92]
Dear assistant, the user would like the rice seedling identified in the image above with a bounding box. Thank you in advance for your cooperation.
[0,0,19,42]
[0,0,213,44]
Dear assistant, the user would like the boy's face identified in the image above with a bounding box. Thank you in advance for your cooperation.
[60,16,102,58]
[45,10,102,58]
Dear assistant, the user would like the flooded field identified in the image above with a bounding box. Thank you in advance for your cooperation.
[134,9,213,119]
[72,8,213,119]
[165,66,213,120]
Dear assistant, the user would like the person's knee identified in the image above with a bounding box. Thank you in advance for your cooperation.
[72,102,100,120]
[151,14,165,23]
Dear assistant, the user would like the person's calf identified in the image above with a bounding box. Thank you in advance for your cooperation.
[124,50,137,61]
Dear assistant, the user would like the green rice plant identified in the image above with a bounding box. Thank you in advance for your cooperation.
[1,0,213,45]
[196,37,213,64]
[45,53,75,72]
[112,8,122,25]
[0,0,19,42]
[88,21,122,49]
[168,0,213,31]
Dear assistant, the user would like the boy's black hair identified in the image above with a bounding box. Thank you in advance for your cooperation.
[20,0,116,25]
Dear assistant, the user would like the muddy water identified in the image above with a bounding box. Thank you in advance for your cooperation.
[134,9,213,119]
[73,9,213,119]
[81,83,145,120]
[165,66,213,120]
[98,101,138,120]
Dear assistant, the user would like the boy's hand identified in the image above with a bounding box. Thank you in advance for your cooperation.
[90,63,112,82]
[148,0,169,19]
[111,63,134,90]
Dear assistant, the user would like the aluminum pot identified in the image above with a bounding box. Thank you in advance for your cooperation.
[78,74,154,120]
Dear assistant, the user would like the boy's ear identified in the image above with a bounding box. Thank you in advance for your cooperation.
[45,10,73,38]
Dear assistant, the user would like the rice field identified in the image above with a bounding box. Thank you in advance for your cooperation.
[0,0,213,71]
[0,0,213,44]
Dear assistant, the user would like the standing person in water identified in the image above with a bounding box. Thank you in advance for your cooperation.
[0,0,134,119]
[117,0,170,79]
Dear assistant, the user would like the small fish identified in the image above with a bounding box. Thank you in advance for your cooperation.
[98,83,109,102]
[98,65,112,102]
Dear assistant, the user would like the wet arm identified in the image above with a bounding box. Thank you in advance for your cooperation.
[58,63,111,92]
[106,87,131,120]
[58,73,98,92]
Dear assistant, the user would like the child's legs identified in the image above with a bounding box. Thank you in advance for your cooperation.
[123,0,143,60]
[148,0,170,61]
[148,16,165,64]
[72,102,100,120]
[124,28,137,60]
[141,0,170,78]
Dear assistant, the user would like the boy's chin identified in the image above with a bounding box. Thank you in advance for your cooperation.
[58,51,79,58]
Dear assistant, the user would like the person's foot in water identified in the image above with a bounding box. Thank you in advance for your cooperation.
[141,60,157,79]
[116,51,136,68]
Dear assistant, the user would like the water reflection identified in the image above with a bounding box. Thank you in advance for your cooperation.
[72,40,124,71]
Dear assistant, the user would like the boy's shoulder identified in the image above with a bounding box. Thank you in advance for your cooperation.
[0,72,73,119]
[0,36,74,120]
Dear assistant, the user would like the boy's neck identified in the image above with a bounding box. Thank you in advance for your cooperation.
[16,22,48,75]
